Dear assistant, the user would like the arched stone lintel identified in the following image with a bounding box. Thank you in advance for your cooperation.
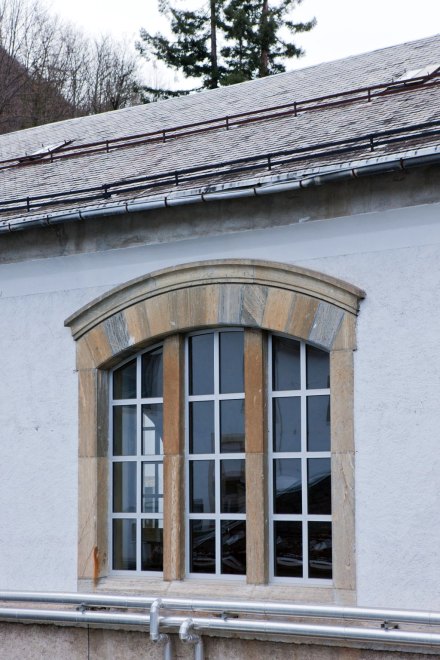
[75,282,358,371]
[65,259,365,342]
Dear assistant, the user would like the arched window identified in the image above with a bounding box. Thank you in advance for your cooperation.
[108,329,332,582]
[66,260,363,599]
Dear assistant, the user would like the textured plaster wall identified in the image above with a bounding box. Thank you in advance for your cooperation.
[3,624,437,660]
[0,200,439,607]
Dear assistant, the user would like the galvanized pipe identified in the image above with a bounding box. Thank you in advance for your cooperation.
[0,607,148,627]
[1,591,440,626]
[164,615,440,649]
[0,603,440,650]
[162,599,440,626]
[150,599,174,659]
[0,591,154,610]
[179,619,204,660]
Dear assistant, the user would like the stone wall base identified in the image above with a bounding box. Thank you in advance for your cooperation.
[1,623,439,660]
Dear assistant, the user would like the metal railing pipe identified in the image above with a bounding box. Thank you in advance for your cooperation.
[0,607,149,627]
[163,615,440,648]
[0,591,154,610]
[150,599,174,659]
[158,598,440,626]
[2,592,440,626]
[179,619,204,660]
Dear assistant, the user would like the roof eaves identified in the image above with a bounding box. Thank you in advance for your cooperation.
[1,143,439,235]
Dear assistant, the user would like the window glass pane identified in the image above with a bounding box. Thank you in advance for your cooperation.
[220,399,244,453]
[141,348,163,398]
[274,521,302,578]
[308,458,331,514]
[142,404,163,455]
[113,462,137,513]
[190,460,215,513]
[309,522,332,579]
[113,359,136,400]
[273,458,302,514]
[142,462,163,513]
[273,397,301,452]
[190,520,215,574]
[221,459,246,513]
[307,395,330,451]
[113,405,136,456]
[141,520,163,571]
[189,334,214,395]
[272,336,300,391]
[113,519,136,570]
[189,401,214,454]
[221,521,246,575]
[220,331,244,394]
[306,345,330,389]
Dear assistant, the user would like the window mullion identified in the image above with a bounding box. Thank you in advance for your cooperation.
[214,331,221,576]
[163,334,185,580]
[300,342,309,580]
[244,328,268,585]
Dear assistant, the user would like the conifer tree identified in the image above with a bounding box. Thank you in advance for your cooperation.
[138,0,226,90]
[138,0,315,93]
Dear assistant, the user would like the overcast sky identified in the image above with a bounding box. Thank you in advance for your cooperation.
[47,0,440,86]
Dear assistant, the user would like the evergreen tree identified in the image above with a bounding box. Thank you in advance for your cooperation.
[137,0,315,93]
[221,0,316,83]
[138,0,225,90]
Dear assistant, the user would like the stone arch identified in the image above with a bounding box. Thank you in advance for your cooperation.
[65,259,365,368]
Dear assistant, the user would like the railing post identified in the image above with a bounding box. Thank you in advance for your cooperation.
[150,599,174,659]
[179,619,204,660]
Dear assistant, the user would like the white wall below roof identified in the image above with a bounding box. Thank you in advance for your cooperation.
[0,202,439,607]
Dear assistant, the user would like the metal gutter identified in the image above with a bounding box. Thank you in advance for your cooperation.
[0,144,439,235]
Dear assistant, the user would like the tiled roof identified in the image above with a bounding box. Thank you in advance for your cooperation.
[0,34,439,230]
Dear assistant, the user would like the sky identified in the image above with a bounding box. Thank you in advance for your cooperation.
[47,0,440,86]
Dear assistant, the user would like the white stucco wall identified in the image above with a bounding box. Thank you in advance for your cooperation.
[1,201,439,607]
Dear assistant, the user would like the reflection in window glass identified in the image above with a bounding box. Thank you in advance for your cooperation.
[142,462,163,513]
[113,462,136,513]
[189,401,214,454]
[142,348,163,398]
[189,334,214,395]
[111,344,163,573]
[187,330,245,576]
[221,460,246,513]
[306,345,330,389]
[113,359,136,399]
[220,332,244,393]
[273,397,301,452]
[307,396,330,451]
[309,522,332,579]
[190,520,215,574]
[190,461,215,513]
[273,459,301,514]
[113,519,136,571]
[274,521,302,578]
[272,336,300,391]
[270,335,331,581]
[308,459,331,515]
[142,404,163,455]
[141,520,163,571]
[220,399,244,453]
[222,521,246,575]
[113,406,136,456]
